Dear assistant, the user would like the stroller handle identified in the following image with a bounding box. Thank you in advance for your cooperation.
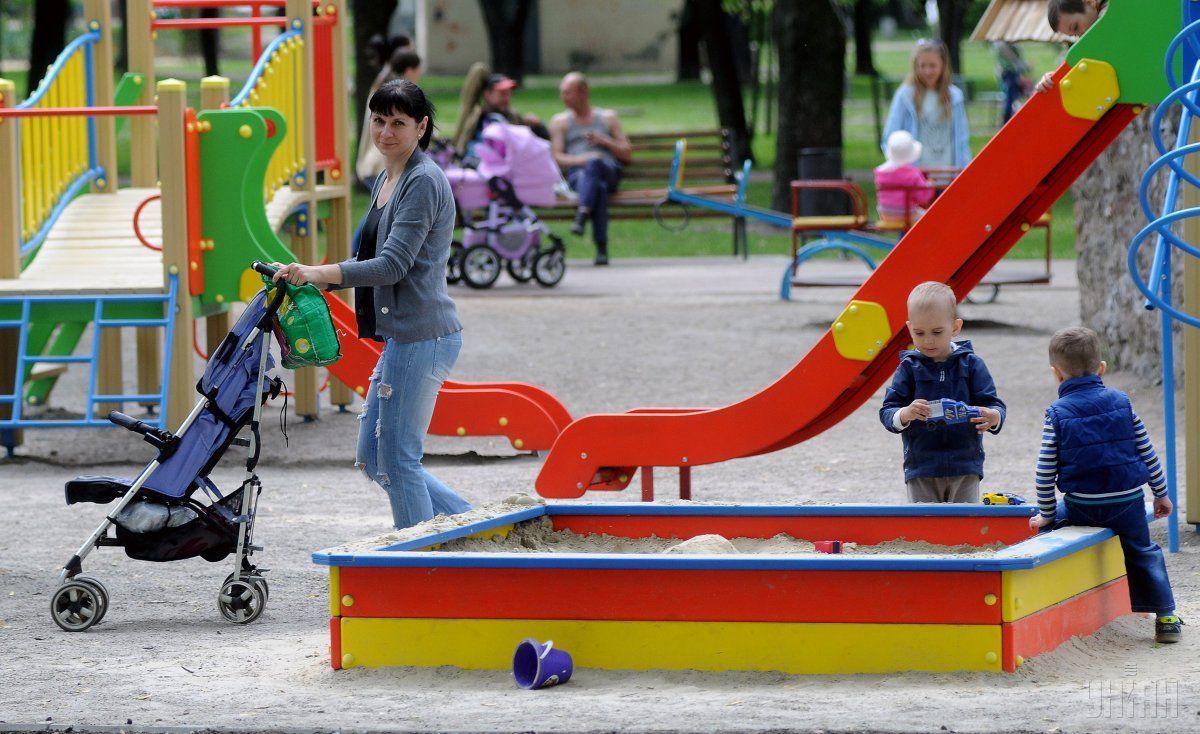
[108,410,152,434]
[108,411,179,456]
[251,261,289,318]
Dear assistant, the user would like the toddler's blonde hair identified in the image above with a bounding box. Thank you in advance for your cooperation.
[907,281,958,320]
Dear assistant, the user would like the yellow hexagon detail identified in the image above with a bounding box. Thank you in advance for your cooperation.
[830,299,891,361]
[1059,59,1119,122]
[238,268,262,302]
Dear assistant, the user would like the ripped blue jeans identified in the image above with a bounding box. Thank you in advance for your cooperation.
[356,332,472,529]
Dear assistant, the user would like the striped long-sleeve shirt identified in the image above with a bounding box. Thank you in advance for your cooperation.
[1035,411,1166,517]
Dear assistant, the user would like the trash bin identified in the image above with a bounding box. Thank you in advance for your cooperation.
[797,147,847,217]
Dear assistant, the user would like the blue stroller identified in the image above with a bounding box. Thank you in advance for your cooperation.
[51,263,289,631]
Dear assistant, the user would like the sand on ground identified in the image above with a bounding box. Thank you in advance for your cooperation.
[1,257,1196,733]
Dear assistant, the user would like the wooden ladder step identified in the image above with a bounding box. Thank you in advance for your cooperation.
[29,363,69,381]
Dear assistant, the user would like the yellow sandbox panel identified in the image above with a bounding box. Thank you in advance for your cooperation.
[328,567,340,618]
[340,617,1004,674]
[1001,536,1125,622]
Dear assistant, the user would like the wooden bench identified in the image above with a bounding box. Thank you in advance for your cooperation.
[537,128,736,221]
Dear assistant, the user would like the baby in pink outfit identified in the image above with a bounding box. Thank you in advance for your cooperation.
[875,130,935,223]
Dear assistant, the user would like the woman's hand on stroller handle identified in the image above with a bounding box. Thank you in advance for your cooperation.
[269,261,343,289]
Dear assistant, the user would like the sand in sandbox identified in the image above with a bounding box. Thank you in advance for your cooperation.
[433,516,1007,556]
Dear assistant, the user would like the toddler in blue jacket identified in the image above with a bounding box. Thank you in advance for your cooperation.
[880,282,1006,503]
[1030,326,1181,643]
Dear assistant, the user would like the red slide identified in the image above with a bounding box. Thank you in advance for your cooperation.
[321,293,572,451]
[535,66,1140,498]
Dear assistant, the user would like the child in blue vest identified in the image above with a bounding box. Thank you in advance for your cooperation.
[880,282,1006,503]
[1031,327,1182,643]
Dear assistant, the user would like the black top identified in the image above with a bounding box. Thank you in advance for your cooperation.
[355,202,386,341]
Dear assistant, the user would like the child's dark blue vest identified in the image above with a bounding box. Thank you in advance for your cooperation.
[1048,375,1149,497]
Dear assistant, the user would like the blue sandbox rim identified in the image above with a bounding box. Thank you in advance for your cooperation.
[312,502,1141,573]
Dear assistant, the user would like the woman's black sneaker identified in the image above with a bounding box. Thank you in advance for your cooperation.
[1155,615,1183,643]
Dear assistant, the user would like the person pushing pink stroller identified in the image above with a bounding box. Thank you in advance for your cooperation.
[441,120,566,288]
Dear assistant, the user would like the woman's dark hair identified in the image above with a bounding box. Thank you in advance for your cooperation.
[369,79,436,150]
[387,49,421,77]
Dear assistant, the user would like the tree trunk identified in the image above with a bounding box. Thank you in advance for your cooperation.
[771,0,845,212]
[726,12,753,85]
[1075,109,1184,381]
[478,0,531,82]
[677,0,702,81]
[115,0,128,72]
[853,0,876,77]
[350,0,399,134]
[936,0,968,75]
[200,7,220,77]
[695,0,751,164]
[887,0,923,29]
[28,0,71,96]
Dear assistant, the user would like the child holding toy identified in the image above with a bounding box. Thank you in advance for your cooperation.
[879,282,1006,503]
[1035,0,1108,94]
[1030,327,1182,643]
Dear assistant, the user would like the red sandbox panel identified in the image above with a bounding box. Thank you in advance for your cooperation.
[550,514,1033,546]
[330,617,343,670]
[337,566,1005,624]
[1001,577,1133,672]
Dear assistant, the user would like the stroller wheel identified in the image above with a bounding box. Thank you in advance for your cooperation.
[534,248,566,287]
[446,241,464,285]
[462,245,502,289]
[73,575,110,625]
[225,572,269,603]
[506,252,536,283]
[50,581,104,632]
[217,577,266,624]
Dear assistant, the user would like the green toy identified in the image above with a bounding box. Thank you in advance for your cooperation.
[262,276,341,369]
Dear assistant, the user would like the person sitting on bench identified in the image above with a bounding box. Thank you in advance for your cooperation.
[550,72,632,265]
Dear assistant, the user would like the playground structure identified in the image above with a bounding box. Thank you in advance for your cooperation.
[315,502,1136,674]
[0,0,571,454]
[532,1,1194,534]
[1126,1,1200,550]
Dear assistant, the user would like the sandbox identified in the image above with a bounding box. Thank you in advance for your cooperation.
[312,502,1135,675]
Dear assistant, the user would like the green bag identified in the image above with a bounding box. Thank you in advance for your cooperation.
[263,276,342,369]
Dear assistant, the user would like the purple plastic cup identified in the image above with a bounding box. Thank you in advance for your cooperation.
[513,638,573,689]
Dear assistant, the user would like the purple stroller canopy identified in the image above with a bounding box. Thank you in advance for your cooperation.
[478,121,560,207]
[444,121,561,209]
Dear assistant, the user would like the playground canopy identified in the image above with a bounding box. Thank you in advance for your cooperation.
[972,0,1074,43]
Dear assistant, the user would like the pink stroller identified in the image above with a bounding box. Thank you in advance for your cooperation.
[442,121,566,288]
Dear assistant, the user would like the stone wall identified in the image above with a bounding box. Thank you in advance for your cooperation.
[1073,107,1185,382]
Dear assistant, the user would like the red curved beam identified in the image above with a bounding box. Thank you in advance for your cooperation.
[320,292,571,451]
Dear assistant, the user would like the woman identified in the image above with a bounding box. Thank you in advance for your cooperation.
[273,80,470,530]
[881,39,971,170]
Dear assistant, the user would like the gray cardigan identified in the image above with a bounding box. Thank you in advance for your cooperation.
[338,149,462,343]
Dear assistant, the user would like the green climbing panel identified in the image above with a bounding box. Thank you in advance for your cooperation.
[1067,0,1180,105]
[195,106,299,309]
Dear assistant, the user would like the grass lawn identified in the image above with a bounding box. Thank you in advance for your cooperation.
[3,31,1079,261]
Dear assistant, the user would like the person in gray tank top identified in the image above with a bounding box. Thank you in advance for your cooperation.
[550,72,632,265]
